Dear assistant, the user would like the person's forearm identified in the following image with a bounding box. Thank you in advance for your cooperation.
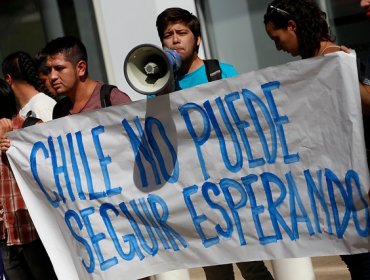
[0,118,12,137]
[360,83,370,115]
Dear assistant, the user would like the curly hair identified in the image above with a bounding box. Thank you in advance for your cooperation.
[264,0,334,58]
[2,51,53,97]
[0,78,17,119]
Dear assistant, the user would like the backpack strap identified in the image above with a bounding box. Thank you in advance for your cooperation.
[52,84,117,119]
[204,59,222,82]
[52,96,73,119]
[22,117,42,128]
[100,84,117,108]
[22,111,41,127]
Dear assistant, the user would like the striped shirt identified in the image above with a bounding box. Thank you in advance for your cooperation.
[0,117,38,245]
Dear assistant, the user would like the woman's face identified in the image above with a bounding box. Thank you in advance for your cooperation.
[265,21,300,57]
[360,0,370,17]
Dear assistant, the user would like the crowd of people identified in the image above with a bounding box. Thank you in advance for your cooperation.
[0,0,369,279]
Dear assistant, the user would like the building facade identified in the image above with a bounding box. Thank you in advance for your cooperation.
[0,0,368,101]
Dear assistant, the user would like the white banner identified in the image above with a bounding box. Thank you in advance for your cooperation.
[6,52,370,280]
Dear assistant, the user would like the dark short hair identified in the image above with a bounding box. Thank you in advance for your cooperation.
[0,78,17,119]
[264,0,334,58]
[42,36,88,65]
[156,7,201,43]
[2,51,52,97]
[34,52,49,75]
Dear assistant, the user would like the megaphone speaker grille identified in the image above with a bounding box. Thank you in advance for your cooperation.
[124,44,174,95]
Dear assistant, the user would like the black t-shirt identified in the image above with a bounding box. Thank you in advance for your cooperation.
[358,49,370,167]
[358,50,370,86]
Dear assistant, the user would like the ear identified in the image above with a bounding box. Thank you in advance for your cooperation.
[196,36,201,47]
[287,20,297,32]
[4,74,12,85]
[76,60,87,78]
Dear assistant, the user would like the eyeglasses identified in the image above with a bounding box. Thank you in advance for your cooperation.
[268,5,291,16]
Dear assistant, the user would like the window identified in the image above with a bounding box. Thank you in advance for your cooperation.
[0,0,106,81]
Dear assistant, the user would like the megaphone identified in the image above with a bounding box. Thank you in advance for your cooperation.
[123,44,181,95]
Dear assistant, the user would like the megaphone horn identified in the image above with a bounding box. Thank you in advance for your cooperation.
[123,44,182,95]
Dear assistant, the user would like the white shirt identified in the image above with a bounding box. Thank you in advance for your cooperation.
[19,92,56,122]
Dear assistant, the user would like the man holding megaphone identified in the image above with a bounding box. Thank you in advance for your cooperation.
[155,7,238,92]
[153,7,275,280]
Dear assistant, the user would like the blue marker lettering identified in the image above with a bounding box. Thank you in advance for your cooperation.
[286,171,314,238]
[128,198,159,255]
[304,169,332,234]
[261,81,299,164]
[241,89,277,164]
[100,203,138,261]
[80,207,117,271]
[66,133,85,200]
[345,170,370,237]
[183,185,217,247]
[148,194,187,250]
[48,136,69,203]
[178,103,211,180]
[241,174,275,245]
[261,172,295,240]
[219,178,247,245]
[145,117,179,183]
[122,117,161,187]
[202,181,233,239]
[30,141,60,207]
[325,168,350,238]
[91,126,122,197]
[75,131,95,200]
[138,198,171,250]
[225,92,265,168]
[203,98,243,173]
[65,209,95,273]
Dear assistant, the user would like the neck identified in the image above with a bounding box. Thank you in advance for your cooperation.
[70,78,97,113]
[316,41,339,56]
[12,82,39,109]
[178,55,203,76]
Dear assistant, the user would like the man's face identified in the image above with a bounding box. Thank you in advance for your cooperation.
[46,53,80,96]
[162,22,201,63]
[360,0,370,17]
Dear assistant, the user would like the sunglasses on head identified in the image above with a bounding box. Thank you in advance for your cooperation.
[267,5,291,16]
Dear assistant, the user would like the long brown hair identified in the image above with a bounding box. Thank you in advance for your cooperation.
[264,0,335,58]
